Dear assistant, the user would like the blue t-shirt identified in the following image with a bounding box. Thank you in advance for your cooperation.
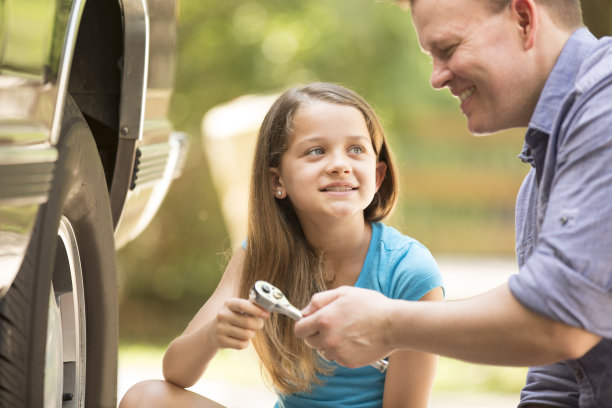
[275,222,444,408]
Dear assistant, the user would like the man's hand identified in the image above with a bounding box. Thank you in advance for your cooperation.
[294,286,396,368]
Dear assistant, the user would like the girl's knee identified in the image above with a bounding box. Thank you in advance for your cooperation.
[119,378,227,408]
[119,380,172,408]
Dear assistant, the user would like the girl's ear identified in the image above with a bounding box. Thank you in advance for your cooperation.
[269,167,286,199]
[375,161,387,191]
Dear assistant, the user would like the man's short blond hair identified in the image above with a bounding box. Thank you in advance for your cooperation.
[488,0,582,29]
[400,0,583,30]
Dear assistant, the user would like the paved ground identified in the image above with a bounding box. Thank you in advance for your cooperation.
[118,365,520,408]
[118,375,519,408]
[118,256,521,407]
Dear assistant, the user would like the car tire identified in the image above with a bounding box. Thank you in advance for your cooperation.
[0,95,118,407]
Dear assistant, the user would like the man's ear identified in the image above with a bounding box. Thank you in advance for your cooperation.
[511,0,539,50]
[269,167,286,199]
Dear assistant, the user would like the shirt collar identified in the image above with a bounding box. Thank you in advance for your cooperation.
[528,28,598,134]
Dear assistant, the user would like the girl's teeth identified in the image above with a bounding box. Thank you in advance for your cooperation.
[326,187,352,192]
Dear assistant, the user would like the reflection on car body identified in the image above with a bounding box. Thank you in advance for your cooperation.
[0,0,187,405]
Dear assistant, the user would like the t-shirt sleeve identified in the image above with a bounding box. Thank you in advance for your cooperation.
[509,82,612,338]
[387,241,445,302]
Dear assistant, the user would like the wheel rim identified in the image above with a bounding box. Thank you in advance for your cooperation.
[44,285,63,407]
[44,216,86,408]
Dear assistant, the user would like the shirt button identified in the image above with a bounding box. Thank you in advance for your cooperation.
[575,368,584,381]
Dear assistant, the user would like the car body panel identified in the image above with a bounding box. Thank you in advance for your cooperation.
[0,0,186,294]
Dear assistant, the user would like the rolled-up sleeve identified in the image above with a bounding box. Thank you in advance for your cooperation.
[509,80,612,338]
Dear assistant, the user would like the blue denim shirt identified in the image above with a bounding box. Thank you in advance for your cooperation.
[509,28,612,408]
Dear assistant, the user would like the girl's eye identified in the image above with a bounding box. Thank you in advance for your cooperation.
[306,147,324,156]
[349,145,365,154]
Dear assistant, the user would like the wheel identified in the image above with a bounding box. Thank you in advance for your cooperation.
[0,96,118,407]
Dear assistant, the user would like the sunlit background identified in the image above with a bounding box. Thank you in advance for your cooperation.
[116,0,612,405]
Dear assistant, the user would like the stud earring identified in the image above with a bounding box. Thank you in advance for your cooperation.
[277,190,283,197]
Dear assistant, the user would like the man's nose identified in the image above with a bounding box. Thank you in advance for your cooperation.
[430,59,453,89]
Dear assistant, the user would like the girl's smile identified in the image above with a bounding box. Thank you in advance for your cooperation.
[320,182,357,193]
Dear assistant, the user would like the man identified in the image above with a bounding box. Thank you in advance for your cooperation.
[294,0,612,406]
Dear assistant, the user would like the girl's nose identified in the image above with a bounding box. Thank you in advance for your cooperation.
[327,152,351,175]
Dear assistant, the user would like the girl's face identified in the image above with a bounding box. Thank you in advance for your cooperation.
[270,101,387,226]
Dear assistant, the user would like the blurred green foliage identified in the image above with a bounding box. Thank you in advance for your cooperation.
[118,0,529,342]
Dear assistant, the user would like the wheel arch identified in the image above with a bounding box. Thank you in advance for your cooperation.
[65,0,150,227]
[67,0,125,191]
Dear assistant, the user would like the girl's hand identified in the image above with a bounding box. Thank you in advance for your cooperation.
[213,298,270,350]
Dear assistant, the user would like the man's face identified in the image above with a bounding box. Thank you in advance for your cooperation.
[411,0,538,134]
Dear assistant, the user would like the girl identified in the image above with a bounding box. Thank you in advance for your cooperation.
[120,82,444,408]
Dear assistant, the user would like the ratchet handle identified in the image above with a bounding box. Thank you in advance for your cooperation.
[370,358,389,373]
[249,280,388,373]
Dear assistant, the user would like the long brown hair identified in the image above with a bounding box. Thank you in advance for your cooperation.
[239,82,398,394]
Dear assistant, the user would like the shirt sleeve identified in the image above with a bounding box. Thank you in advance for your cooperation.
[509,80,612,338]
[387,241,445,302]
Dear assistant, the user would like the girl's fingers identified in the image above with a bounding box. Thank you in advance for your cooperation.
[216,320,258,350]
[218,309,265,331]
[214,298,269,350]
[226,298,270,319]
[217,324,256,342]
[219,299,268,329]
[217,334,251,350]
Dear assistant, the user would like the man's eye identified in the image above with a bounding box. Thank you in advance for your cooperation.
[306,147,324,156]
[443,44,457,58]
